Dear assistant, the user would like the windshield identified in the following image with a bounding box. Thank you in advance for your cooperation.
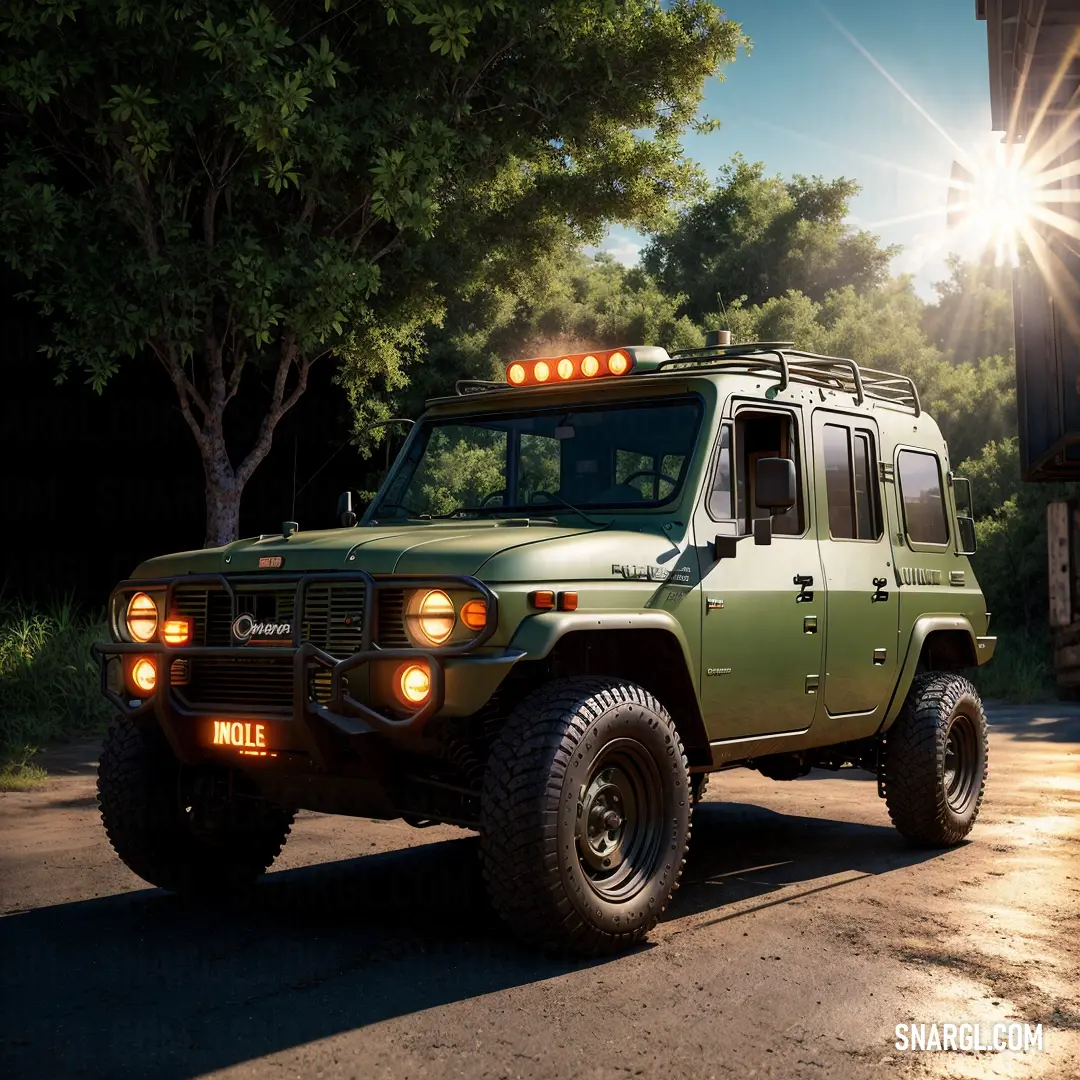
[370,397,704,521]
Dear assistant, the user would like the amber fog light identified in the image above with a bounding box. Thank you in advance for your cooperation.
[398,663,431,705]
[131,657,157,694]
[126,592,158,642]
[408,589,455,645]
[460,598,487,631]
[162,618,191,646]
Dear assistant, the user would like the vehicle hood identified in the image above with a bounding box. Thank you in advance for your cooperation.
[131,519,693,583]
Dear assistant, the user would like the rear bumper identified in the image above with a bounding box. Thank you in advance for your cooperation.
[93,571,520,768]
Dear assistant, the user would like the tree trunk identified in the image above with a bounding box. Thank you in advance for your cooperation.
[202,462,244,549]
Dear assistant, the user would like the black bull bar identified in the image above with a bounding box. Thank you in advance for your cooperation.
[91,571,500,766]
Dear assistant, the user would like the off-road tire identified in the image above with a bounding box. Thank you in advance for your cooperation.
[690,772,711,804]
[98,719,294,895]
[480,677,692,954]
[884,673,988,847]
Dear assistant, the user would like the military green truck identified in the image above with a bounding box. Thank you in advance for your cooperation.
[94,340,995,953]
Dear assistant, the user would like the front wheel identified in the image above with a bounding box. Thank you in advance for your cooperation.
[98,720,294,895]
[480,677,692,954]
[884,673,989,847]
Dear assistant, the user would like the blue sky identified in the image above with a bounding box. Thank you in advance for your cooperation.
[601,0,995,298]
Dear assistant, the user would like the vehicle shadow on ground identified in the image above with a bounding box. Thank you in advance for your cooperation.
[0,802,942,1080]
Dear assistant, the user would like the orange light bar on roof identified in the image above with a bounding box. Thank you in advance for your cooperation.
[506,348,635,387]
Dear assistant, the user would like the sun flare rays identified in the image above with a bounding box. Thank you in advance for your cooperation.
[821,6,1080,285]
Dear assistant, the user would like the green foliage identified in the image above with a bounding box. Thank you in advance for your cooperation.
[1,0,744,543]
[0,747,48,791]
[723,278,1017,468]
[642,154,898,318]
[381,245,705,432]
[956,437,1080,632]
[967,625,1056,703]
[924,253,1015,366]
[0,598,113,752]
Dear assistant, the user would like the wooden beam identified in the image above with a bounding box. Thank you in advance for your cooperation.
[1048,499,1072,625]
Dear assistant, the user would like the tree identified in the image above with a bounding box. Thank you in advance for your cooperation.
[724,278,1017,466]
[0,0,744,545]
[922,253,1015,366]
[642,155,898,319]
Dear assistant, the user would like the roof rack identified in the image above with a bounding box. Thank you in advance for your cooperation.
[658,344,920,416]
[455,379,509,396]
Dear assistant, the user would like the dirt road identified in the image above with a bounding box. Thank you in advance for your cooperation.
[1,703,1077,1080]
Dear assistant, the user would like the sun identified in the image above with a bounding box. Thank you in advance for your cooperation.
[946,143,1042,267]
[965,155,1037,264]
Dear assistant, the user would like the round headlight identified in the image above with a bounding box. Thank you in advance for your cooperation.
[397,662,431,705]
[126,592,159,642]
[131,657,157,693]
[408,589,455,645]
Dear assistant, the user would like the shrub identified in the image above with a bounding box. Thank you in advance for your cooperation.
[968,624,1056,704]
[0,597,113,752]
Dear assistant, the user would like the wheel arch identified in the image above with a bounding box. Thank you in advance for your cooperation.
[507,614,709,767]
[880,616,980,732]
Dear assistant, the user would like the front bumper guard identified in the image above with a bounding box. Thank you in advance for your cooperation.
[92,570,509,767]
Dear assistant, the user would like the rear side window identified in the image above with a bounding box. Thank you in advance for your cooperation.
[898,450,949,545]
[823,424,881,540]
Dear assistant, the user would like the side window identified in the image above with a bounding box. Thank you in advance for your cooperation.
[823,424,882,540]
[853,432,880,540]
[898,449,949,545]
[707,426,733,519]
[734,412,803,535]
[823,425,855,538]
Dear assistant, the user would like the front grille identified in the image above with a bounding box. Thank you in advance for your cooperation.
[303,583,366,654]
[177,656,294,712]
[169,578,368,712]
[376,589,409,648]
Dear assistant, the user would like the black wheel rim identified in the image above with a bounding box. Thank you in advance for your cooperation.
[943,712,979,814]
[575,738,665,903]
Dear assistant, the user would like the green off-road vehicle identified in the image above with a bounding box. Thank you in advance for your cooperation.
[94,339,995,953]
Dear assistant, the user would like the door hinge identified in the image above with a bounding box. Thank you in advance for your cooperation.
[803,615,818,634]
[879,462,895,482]
[873,648,887,665]
[805,674,820,694]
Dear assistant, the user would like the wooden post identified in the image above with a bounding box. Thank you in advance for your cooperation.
[1048,501,1072,627]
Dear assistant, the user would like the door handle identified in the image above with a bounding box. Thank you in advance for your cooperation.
[872,577,889,603]
[794,575,814,603]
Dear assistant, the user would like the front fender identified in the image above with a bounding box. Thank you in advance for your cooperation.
[881,615,982,732]
[509,609,696,669]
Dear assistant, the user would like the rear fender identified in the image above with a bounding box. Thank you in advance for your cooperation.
[881,616,981,731]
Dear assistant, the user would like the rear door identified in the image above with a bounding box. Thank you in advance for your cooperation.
[811,411,900,715]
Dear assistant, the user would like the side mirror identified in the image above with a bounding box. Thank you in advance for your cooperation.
[957,515,977,555]
[337,490,358,528]
[755,457,796,511]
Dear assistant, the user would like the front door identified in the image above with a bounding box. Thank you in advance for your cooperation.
[810,411,900,715]
[694,407,824,740]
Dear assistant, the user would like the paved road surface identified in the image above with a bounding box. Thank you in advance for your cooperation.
[1,703,1077,1080]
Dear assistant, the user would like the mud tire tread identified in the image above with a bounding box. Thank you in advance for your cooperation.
[883,672,988,848]
[480,677,691,955]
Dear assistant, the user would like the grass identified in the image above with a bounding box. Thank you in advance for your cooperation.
[0,596,113,762]
[968,623,1057,703]
[0,746,48,791]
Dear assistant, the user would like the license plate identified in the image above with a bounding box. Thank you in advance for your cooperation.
[209,719,277,757]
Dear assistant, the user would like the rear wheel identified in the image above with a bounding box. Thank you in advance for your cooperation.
[97,720,294,895]
[884,673,988,847]
[480,677,692,954]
